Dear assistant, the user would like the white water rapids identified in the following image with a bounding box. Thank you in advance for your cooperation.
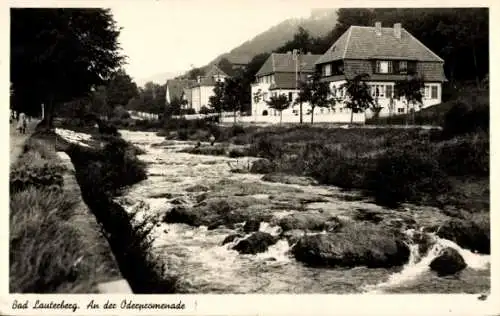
[55,128,490,294]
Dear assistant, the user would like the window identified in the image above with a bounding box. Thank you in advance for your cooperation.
[431,86,438,99]
[422,85,430,99]
[324,64,332,76]
[289,92,293,101]
[399,61,408,74]
[331,86,337,96]
[376,61,393,74]
[398,108,405,113]
[385,85,393,98]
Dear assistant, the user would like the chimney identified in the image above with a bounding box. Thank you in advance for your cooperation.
[375,21,382,36]
[394,23,401,39]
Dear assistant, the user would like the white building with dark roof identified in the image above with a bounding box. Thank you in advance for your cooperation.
[185,64,228,113]
[251,51,322,118]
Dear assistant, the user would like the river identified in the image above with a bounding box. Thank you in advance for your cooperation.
[56,128,490,294]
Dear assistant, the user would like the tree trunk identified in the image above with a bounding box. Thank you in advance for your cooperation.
[233,109,236,124]
[279,111,283,125]
[310,106,314,124]
[299,101,303,124]
[42,94,55,130]
[472,45,480,88]
[350,108,354,125]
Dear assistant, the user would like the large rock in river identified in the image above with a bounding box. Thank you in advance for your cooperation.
[429,247,467,276]
[233,232,278,254]
[436,217,490,254]
[292,223,410,268]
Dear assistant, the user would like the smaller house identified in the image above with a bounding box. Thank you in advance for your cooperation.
[251,52,322,118]
[187,65,228,113]
[165,79,196,107]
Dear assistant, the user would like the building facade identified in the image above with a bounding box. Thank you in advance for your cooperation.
[315,22,447,118]
[187,64,228,113]
[251,52,323,118]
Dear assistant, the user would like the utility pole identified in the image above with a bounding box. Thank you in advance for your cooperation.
[293,49,303,124]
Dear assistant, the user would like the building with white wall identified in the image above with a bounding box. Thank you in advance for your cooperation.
[315,22,447,118]
[251,52,323,118]
[187,65,228,113]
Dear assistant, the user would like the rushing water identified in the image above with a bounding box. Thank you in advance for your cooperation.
[56,128,490,294]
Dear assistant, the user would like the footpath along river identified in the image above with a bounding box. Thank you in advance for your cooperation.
[57,128,490,294]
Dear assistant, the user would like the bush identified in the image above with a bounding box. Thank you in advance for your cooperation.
[438,133,489,176]
[10,164,65,194]
[112,106,131,120]
[369,145,451,206]
[443,100,489,138]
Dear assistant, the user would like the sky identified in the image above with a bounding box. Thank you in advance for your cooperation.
[109,0,312,86]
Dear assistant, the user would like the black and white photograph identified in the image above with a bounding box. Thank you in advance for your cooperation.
[8,1,492,304]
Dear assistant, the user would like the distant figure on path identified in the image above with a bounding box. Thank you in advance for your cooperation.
[17,113,27,134]
[209,134,216,146]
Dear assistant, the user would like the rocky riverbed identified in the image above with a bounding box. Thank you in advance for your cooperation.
[56,128,491,294]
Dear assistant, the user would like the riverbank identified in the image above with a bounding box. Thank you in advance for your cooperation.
[52,125,178,293]
[9,131,121,293]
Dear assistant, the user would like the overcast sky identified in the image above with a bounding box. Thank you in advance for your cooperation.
[109,0,311,85]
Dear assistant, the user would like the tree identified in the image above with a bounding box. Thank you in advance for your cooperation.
[10,8,123,127]
[266,94,290,124]
[106,69,139,109]
[342,73,375,125]
[297,71,335,124]
[394,75,424,125]
[208,80,225,117]
[222,77,245,124]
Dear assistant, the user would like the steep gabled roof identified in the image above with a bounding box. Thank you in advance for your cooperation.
[192,64,229,87]
[315,25,444,65]
[256,53,322,77]
[166,79,196,101]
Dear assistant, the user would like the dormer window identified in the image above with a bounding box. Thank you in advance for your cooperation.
[399,61,408,74]
[375,60,393,74]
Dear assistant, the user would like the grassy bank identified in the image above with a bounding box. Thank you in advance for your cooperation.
[52,123,178,293]
[9,135,121,293]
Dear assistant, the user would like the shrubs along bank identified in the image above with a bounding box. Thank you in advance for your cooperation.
[53,126,178,293]
[9,134,121,293]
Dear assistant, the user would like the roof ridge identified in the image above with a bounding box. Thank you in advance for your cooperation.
[402,28,444,62]
[343,26,353,59]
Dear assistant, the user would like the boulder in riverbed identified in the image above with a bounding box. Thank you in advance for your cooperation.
[292,223,410,268]
[261,173,318,186]
[277,213,329,232]
[222,233,244,245]
[249,158,276,174]
[233,232,278,254]
[243,219,261,233]
[436,216,490,254]
[281,229,305,245]
[429,247,467,276]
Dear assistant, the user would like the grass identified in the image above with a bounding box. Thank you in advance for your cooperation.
[9,134,120,293]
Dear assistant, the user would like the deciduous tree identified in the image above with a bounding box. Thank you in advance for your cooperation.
[342,73,374,125]
[266,94,290,124]
[10,8,124,127]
